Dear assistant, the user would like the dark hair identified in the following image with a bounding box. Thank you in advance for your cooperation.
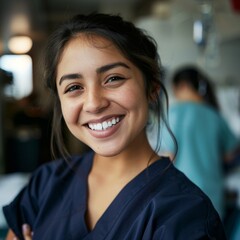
[43,13,177,159]
[172,65,219,110]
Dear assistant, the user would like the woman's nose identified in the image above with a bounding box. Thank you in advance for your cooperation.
[83,87,110,113]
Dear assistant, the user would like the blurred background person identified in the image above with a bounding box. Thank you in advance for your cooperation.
[149,65,239,220]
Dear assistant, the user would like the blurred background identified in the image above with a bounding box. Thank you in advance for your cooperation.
[0,0,239,238]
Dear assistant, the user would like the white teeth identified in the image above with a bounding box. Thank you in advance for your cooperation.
[88,117,120,131]
[96,123,102,130]
[102,121,108,130]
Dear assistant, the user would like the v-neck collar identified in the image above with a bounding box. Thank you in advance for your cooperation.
[69,151,171,239]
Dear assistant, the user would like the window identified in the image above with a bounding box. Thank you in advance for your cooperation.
[0,54,33,99]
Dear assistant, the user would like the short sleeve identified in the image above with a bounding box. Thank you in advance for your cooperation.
[3,186,36,239]
[2,162,56,239]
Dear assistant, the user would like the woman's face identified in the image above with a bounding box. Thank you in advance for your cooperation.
[56,35,149,157]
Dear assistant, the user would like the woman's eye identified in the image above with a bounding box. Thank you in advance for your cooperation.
[106,76,125,83]
[65,85,82,93]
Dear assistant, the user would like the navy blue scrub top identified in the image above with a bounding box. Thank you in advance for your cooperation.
[3,151,226,239]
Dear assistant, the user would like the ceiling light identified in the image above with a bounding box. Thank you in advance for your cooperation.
[8,36,33,54]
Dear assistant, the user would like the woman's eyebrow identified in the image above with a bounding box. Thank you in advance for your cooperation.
[96,62,130,74]
[59,73,82,85]
[59,62,130,85]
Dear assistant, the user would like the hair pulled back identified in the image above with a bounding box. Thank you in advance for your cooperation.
[43,13,175,159]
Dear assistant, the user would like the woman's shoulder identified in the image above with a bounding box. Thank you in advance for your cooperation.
[143,159,215,210]
[148,163,226,238]
[2,151,94,238]
[149,161,218,216]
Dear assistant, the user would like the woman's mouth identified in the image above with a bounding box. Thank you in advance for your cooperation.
[87,116,122,131]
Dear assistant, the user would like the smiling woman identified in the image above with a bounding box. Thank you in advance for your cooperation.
[3,13,227,240]
[56,35,149,157]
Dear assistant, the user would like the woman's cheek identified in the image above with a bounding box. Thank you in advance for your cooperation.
[61,101,81,124]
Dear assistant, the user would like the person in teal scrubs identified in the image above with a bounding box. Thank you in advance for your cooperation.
[153,66,239,219]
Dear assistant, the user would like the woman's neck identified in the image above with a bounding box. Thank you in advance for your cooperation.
[91,136,159,181]
[175,87,203,103]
